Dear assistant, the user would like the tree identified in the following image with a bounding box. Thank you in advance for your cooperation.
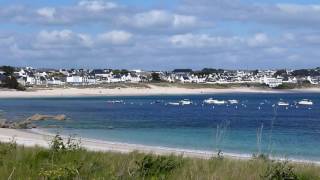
[0,66,25,91]
[0,66,15,75]
[151,73,161,82]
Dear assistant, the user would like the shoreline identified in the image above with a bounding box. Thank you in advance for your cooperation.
[0,128,319,166]
[0,85,320,98]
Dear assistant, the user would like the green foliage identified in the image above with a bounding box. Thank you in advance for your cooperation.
[151,73,162,82]
[0,66,15,75]
[50,134,66,152]
[274,83,297,89]
[133,154,183,179]
[39,163,81,180]
[112,69,129,75]
[262,161,298,180]
[253,153,270,162]
[50,134,81,152]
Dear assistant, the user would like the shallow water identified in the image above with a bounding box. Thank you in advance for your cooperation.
[0,93,319,161]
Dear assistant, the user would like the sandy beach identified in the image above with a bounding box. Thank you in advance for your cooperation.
[0,128,217,159]
[0,85,320,98]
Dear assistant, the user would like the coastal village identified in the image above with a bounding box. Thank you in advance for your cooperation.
[0,66,320,89]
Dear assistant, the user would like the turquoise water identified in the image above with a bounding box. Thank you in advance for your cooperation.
[0,93,320,161]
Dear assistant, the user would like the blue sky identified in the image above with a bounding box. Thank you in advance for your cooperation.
[0,0,319,70]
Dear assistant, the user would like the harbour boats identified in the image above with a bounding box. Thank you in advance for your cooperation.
[278,101,289,106]
[168,102,180,106]
[179,99,192,105]
[228,100,239,104]
[298,99,313,106]
[204,98,226,105]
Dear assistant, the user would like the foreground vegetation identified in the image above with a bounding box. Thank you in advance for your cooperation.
[0,136,319,179]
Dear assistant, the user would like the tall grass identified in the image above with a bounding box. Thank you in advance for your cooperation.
[0,135,319,179]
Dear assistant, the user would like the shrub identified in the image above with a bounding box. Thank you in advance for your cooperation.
[262,161,298,180]
[50,135,66,152]
[39,163,81,180]
[50,134,81,152]
[133,154,182,179]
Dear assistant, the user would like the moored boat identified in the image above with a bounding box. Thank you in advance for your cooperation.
[298,99,313,106]
[168,102,180,106]
[204,98,226,105]
[278,101,289,106]
[180,99,192,105]
[228,100,239,104]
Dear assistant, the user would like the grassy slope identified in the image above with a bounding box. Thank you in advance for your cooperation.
[0,142,319,180]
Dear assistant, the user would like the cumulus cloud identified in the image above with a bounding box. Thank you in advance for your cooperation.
[180,0,320,28]
[0,0,320,69]
[170,33,241,48]
[119,10,198,30]
[77,0,118,12]
[97,30,132,45]
[37,7,56,19]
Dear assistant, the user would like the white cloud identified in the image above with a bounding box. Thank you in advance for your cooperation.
[120,10,198,29]
[78,0,117,12]
[37,7,56,19]
[276,4,320,14]
[97,30,132,45]
[129,10,172,28]
[170,33,242,48]
[173,14,197,28]
[37,30,73,43]
[248,33,269,47]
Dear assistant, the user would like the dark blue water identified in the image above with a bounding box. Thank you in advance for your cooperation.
[0,93,319,161]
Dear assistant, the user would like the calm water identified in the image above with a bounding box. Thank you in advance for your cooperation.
[0,93,320,161]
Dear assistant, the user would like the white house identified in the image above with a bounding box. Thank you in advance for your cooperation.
[262,76,283,88]
[47,77,65,86]
[67,76,83,84]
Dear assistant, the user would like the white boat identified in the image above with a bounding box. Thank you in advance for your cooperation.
[168,102,180,106]
[228,100,239,104]
[298,99,313,106]
[180,99,192,105]
[204,98,226,105]
[107,100,123,104]
[278,101,289,106]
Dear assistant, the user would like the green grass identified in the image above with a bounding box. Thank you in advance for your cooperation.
[0,138,320,180]
[150,82,270,89]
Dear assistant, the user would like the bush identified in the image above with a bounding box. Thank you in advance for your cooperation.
[133,155,183,179]
[50,134,81,152]
[262,161,298,180]
[39,163,81,180]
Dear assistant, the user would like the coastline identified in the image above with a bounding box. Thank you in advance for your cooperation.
[0,85,320,98]
[0,128,319,166]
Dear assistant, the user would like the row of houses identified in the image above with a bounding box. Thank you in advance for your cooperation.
[2,67,320,88]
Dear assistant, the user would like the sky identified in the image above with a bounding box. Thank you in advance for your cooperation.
[0,0,319,70]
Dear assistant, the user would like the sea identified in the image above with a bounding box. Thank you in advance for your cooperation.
[0,93,320,162]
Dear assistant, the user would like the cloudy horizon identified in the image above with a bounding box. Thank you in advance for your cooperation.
[0,0,319,70]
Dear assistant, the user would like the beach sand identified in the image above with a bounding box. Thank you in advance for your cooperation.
[0,85,320,98]
[0,128,217,159]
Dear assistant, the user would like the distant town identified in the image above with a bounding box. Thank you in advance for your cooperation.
[1,66,320,90]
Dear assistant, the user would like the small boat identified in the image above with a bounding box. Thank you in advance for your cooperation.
[180,99,192,105]
[168,102,180,106]
[228,100,239,104]
[278,101,289,106]
[107,100,123,104]
[204,98,226,105]
[298,99,313,106]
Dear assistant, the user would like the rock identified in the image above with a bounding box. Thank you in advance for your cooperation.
[26,114,67,122]
[0,114,67,129]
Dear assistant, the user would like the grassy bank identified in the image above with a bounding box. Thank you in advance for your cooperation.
[0,137,319,179]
